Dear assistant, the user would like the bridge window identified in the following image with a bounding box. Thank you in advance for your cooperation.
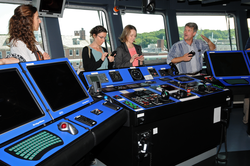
[58,8,110,70]
[248,19,250,41]
[121,12,168,65]
[176,14,237,51]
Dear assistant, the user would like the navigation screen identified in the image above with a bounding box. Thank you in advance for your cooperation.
[90,75,100,82]
[0,68,44,135]
[209,52,250,77]
[27,61,89,112]
[39,0,64,13]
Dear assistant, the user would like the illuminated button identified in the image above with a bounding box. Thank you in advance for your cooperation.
[61,123,67,129]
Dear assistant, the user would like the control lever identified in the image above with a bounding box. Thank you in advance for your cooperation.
[103,101,120,111]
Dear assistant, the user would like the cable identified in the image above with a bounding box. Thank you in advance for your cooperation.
[215,108,229,163]
[215,122,228,163]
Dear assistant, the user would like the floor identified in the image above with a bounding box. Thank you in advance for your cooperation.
[195,105,250,166]
[90,104,250,166]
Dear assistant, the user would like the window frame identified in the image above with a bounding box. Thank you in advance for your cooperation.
[76,49,79,56]
[69,49,73,56]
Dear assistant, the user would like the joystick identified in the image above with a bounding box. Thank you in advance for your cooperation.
[198,84,206,92]
[160,89,170,101]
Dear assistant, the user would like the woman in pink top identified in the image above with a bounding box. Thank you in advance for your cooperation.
[115,25,144,68]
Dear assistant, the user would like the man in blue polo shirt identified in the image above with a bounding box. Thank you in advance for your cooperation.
[167,22,216,75]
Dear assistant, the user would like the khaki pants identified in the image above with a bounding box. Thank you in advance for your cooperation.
[243,98,249,124]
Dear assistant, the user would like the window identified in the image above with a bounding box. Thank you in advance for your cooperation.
[0,51,2,58]
[121,12,168,65]
[59,8,110,70]
[0,3,18,58]
[176,14,237,51]
[69,49,73,56]
[247,18,250,49]
[76,49,79,56]
[6,51,10,55]
[248,19,250,37]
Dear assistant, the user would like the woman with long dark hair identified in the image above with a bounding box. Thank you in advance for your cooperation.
[0,4,50,65]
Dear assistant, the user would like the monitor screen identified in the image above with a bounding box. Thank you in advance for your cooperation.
[209,52,250,77]
[89,75,100,82]
[32,0,66,18]
[26,61,89,112]
[39,0,63,13]
[0,68,44,135]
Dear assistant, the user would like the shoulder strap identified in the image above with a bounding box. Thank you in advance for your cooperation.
[87,46,91,58]
[35,46,43,60]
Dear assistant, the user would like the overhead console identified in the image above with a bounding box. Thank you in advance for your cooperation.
[0,58,126,166]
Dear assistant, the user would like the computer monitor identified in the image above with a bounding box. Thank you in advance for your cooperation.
[244,50,250,66]
[0,64,53,145]
[205,51,250,85]
[32,0,66,18]
[0,68,45,135]
[24,60,90,113]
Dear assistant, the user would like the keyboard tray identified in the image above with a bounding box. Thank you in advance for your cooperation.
[5,130,64,161]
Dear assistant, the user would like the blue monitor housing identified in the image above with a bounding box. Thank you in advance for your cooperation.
[0,63,51,145]
[244,50,250,66]
[205,50,250,86]
[19,58,93,119]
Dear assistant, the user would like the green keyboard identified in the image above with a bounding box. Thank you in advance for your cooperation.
[5,130,64,161]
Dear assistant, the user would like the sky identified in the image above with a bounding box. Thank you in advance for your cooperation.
[0,3,242,35]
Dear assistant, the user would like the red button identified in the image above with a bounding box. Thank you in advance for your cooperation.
[61,123,67,128]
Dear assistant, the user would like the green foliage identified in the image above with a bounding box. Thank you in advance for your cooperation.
[135,29,166,48]
[134,27,236,48]
[178,26,235,41]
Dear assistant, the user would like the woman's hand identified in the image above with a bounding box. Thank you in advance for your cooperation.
[130,54,139,63]
[43,52,50,60]
[108,53,115,62]
[0,59,4,65]
[101,52,108,61]
[137,55,144,61]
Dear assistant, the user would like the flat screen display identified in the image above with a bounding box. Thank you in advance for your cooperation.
[39,0,64,14]
[209,52,250,77]
[32,0,66,18]
[27,61,89,112]
[90,75,100,82]
[0,68,44,135]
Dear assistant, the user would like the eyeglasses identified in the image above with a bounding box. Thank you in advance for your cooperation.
[98,35,107,40]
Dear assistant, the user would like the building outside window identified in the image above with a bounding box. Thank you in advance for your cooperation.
[69,49,73,56]
[76,49,79,56]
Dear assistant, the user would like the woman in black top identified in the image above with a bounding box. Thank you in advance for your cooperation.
[82,26,114,71]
